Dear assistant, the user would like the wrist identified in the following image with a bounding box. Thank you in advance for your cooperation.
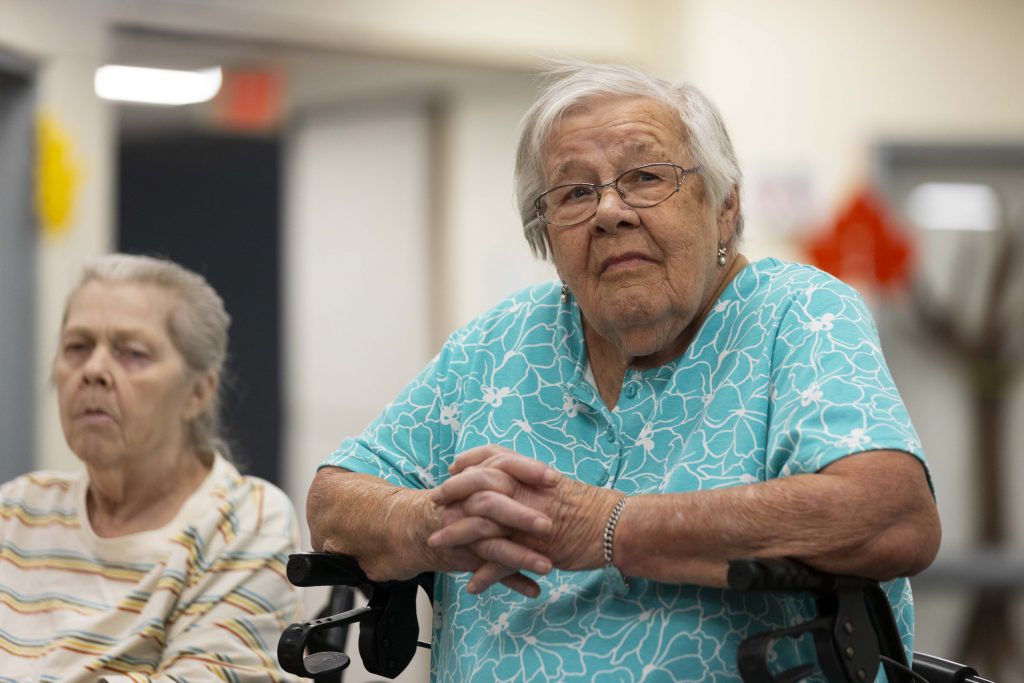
[387,487,438,578]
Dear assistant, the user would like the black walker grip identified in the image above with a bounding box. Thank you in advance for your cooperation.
[727,557,838,594]
[287,552,370,588]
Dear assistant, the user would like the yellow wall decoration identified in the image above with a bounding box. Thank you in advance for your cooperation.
[35,113,81,238]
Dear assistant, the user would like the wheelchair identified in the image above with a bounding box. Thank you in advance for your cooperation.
[277,553,992,683]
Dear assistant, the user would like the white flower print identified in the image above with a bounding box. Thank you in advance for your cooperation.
[483,386,513,407]
[837,428,869,448]
[799,383,823,407]
[804,313,836,332]
[562,394,580,417]
[440,404,461,432]
[415,465,436,488]
[548,582,571,602]
[513,419,532,433]
[637,422,655,453]
[489,611,511,636]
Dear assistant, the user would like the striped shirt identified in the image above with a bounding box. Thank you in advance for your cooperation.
[0,454,300,682]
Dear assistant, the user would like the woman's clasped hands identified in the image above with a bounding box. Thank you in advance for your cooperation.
[427,445,618,597]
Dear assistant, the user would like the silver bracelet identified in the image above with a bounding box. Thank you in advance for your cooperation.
[602,497,628,575]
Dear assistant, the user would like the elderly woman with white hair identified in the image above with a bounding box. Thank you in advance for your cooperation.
[0,254,300,681]
[307,62,941,681]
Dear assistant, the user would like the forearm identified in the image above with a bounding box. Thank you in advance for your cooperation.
[613,451,941,587]
[307,466,436,581]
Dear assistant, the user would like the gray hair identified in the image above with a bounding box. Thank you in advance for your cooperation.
[60,253,232,460]
[514,60,744,259]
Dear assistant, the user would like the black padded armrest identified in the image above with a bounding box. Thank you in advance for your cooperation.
[727,557,839,594]
[287,552,370,587]
[286,552,435,602]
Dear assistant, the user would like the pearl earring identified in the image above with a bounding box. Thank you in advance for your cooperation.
[560,282,570,303]
[717,241,728,267]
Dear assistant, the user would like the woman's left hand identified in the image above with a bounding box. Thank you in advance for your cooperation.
[428,445,619,594]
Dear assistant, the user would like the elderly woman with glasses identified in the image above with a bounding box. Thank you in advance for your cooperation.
[307,62,941,681]
[0,254,300,681]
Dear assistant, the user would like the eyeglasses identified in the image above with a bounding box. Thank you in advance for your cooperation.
[534,163,701,227]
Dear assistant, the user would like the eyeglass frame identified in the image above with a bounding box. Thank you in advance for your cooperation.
[533,162,702,227]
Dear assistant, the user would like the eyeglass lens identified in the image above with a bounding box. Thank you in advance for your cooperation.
[538,164,680,226]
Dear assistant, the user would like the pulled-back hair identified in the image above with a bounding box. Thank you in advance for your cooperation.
[514,60,743,259]
[60,253,232,460]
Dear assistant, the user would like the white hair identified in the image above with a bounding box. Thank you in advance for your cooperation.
[61,253,233,460]
[514,60,744,259]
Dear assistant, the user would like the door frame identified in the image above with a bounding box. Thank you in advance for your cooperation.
[0,47,38,481]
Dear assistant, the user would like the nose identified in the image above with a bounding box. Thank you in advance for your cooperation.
[82,347,113,387]
[591,186,640,235]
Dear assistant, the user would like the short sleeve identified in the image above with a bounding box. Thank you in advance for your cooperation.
[765,278,930,484]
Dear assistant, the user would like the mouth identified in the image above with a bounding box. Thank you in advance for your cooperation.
[600,252,654,274]
[76,407,115,424]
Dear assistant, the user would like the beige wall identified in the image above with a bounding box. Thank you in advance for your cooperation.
[660,0,1024,251]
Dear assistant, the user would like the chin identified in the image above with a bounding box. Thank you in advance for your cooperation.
[618,334,674,360]
[70,439,120,468]
[600,292,664,328]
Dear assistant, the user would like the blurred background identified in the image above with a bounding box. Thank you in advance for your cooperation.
[2,0,1022,680]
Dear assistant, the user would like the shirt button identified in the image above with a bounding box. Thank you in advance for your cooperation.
[606,429,617,443]
[625,384,639,399]
[596,470,609,486]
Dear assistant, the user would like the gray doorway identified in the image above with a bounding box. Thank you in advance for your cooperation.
[0,49,37,482]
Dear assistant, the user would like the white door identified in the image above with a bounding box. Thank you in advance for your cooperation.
[283,98,435,682]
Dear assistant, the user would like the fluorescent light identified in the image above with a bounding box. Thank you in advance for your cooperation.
[905,182,1000,232]
[94,65,222,106]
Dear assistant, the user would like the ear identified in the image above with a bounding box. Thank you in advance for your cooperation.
[184,370,218,422]
[717,185,741,244]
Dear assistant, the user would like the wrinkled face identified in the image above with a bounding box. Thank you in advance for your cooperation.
[543,96,737,358]
[54,281,203,469]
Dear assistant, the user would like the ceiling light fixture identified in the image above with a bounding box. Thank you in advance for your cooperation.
[94,65,223,106]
